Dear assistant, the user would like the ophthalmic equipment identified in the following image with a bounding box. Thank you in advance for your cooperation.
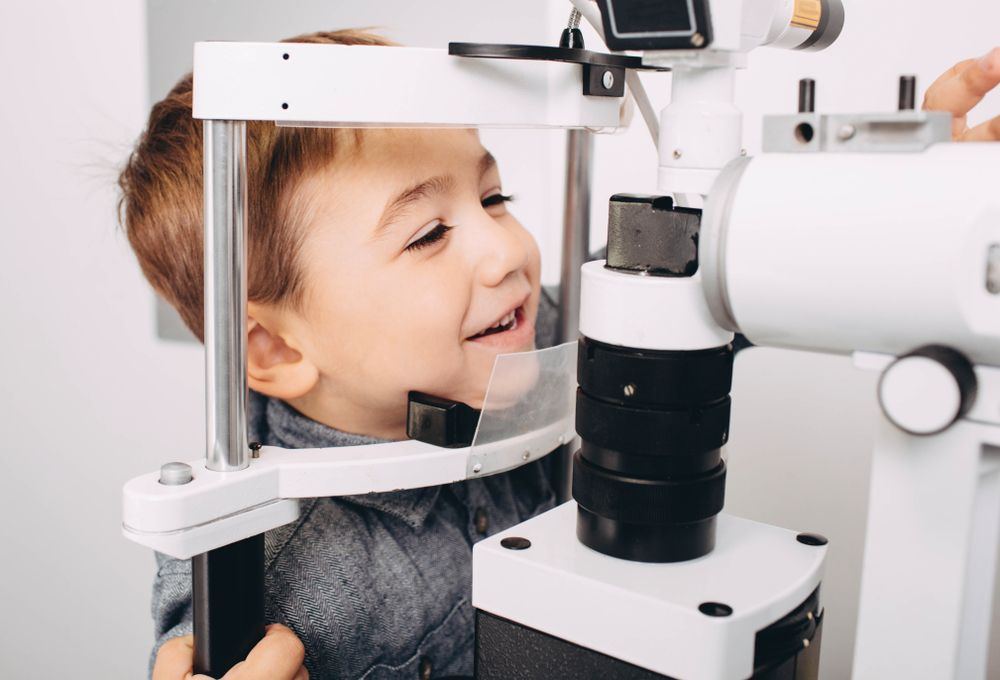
[122,1,1000,678]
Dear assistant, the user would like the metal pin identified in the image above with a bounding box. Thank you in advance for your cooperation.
[623,384,637,397]
[602,70,615,90]
[522,450,531,461]
[899,75,917,111]
[802,639,811,648]
[473,463,483,474]
[691,33,705,47]
[672,149,682,159]
[798,78,816,114]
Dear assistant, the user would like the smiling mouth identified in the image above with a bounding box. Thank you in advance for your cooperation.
[468,306,523,340]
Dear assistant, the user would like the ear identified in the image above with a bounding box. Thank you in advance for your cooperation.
[246,303,319,400]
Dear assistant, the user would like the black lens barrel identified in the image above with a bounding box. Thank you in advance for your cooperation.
[572,337,734,562]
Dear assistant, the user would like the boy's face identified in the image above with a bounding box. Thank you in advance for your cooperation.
[272,129,542,439]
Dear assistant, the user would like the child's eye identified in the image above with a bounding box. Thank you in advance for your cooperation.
[482,193,513,209]
[405,223,454,252]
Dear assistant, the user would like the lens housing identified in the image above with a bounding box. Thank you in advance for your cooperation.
[573,337,733,562]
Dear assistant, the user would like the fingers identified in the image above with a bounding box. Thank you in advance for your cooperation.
[924,48,1000,139]
[224,624,307,680]
[960,114,1000,142]
[152,635,195,680]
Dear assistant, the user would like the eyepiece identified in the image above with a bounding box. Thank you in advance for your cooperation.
[793,0,845,52]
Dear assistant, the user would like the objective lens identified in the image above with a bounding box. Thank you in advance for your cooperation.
[572,337,733,562]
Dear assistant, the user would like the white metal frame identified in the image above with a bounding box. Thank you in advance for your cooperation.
[851,357,1000,680]
[123,419,574,559]
[193,42,622,128]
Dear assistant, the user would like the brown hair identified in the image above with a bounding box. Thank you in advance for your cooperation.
[118,29,393,341]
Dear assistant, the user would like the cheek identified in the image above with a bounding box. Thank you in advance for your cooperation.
[374,264,471,361]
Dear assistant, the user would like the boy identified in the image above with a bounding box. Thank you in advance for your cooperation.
[121,29,559,680]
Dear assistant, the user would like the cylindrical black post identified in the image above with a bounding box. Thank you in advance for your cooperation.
[193,534,266,677]
[898,75,917,111]
[798,78,816,113]
[572,195,733,563]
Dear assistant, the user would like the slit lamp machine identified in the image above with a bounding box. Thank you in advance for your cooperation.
[121,1,1000,678]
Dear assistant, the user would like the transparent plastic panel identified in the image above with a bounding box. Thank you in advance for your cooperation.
[467,341,578,478]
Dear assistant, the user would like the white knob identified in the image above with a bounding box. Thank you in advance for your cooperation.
[878,346,977,436]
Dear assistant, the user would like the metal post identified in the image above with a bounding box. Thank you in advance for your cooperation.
[195,119,264,677]
[204,119,250,472]
[552,128,593,502]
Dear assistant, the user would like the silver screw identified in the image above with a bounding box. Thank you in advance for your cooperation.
[838,124,857,141]
[159,462,193,486]
[672,149,683,159]
[740,148,748,157]
[473,463,483,474]
[602,70,615,90]
[522,450,530,461]
[623,383,637,397]
[691,33,705,47]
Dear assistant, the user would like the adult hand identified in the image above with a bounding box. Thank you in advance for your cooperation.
[152,624,309,680]
[923,47,1000,141]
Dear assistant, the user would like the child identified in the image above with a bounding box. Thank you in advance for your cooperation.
[120,29,560,680]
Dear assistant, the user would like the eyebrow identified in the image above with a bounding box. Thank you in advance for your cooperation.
[374,150,498,235]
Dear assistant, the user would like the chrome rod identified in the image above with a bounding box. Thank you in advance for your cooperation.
[553,128,593,502]
[557,128,593,345]
[204,120,249,472]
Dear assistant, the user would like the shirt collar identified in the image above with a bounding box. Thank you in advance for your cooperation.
[252,391,440,529]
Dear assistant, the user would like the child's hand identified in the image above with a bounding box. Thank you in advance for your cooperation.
[152,624,309,680]
[924,47,1000,141]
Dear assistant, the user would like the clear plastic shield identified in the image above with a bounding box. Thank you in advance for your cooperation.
[467,341,578,477]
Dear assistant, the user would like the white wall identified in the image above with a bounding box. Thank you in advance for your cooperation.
[2,1,999,678]
[0,1,205,677]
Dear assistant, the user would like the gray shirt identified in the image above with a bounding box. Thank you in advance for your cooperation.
[150,291,560,679]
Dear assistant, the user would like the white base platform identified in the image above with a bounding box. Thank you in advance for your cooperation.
[473,501,826,680]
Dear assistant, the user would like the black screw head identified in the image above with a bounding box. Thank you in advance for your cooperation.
[501,536,531,550]
[797,532,829,546]
[699,602,733,617]
[249,441,262,451]
[282,52,290,60]
[281,102,289,110]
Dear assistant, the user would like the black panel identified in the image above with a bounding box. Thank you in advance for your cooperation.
[597,0,713,50]
[475,587,824,679]
[612,0,694,35]
[476,610,674,680]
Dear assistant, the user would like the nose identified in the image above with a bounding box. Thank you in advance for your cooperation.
[470,213,530,288]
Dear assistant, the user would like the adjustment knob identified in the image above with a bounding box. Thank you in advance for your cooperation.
[877,345,978,436]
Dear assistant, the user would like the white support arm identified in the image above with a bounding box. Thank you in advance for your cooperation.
[193,42,623,128]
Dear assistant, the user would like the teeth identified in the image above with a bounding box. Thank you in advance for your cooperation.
[473,308,519,339]
[490,311,514,330]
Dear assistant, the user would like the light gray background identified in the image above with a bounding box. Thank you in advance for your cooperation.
[2,1,999,678]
